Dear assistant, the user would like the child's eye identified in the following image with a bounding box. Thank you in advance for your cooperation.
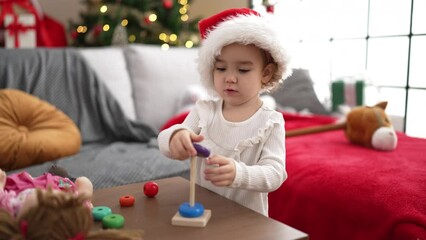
[215,67,226,71]
[239,69,250,73]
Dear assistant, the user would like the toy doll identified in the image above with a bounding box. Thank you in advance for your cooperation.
[0,168,93,218]
[0,187,144,239]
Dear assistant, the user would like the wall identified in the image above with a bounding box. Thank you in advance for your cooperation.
[37,0,249,32]
[191,0,249,20]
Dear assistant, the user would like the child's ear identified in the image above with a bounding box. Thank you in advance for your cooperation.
[261,63,275,84]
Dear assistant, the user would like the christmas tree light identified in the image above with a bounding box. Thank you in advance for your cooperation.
[69,0,200,47]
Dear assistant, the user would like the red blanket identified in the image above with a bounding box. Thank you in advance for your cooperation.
[269,113,426,240]
[161,111,426,239]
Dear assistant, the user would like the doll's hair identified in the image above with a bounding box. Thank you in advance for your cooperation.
[0,188,143,240]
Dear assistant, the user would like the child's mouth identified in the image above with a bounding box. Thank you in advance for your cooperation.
[225,89,237,93]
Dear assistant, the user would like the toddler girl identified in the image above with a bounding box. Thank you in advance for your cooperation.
[158,8,291,216]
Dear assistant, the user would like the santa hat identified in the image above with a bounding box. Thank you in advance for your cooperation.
[197,8,291,94]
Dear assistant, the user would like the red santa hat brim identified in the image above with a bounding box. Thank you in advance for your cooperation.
[197,8,291,94]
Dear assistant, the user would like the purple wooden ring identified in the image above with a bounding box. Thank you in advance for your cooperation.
[193,143,210,158]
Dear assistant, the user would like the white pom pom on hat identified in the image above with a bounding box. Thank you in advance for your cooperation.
[197,8,291,94]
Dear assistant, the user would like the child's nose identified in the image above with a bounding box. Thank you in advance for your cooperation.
[225,74,237,83]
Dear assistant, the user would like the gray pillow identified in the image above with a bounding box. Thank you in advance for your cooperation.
[270,68,329,115]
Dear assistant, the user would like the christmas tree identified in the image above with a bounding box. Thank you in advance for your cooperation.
[69,0,201,48]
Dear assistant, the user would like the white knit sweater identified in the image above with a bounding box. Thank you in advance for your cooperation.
[157,99,287,216]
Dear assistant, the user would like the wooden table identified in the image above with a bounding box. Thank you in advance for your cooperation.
[92,177,308,240]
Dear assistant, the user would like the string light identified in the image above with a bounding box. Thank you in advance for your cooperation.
[100,5,108,13]
[161,43,170,51]
[179,0,188,5]
[169,34,177,42]
[103,24,110,31]
[181,14,189,21]
[128,35,136,42]
[161,34,169,43]
[159,33,167,41]
[149,14,157,22]
[76,25,87,33]
[179,7,187,14]
[121,19,128,27]
[185,41,194,48]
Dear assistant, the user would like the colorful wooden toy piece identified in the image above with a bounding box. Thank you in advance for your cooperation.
[178,202,204,218]
[193,143,210,158]
[143,181,159,197]
[171,143,212,227]
[171,209,212,227]
[119,195,135,207]
[102,214,125,229]
[92,206,112,221]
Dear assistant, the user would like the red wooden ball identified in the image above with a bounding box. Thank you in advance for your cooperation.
[143,181,159,197]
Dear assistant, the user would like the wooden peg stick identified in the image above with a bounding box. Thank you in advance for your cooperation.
[189,155,196,206]
[172,152,211,227]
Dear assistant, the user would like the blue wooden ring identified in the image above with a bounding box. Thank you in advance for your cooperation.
[178,202,204,218]
[92,206,112,221]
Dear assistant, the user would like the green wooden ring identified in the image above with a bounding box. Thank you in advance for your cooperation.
[92,206,112,221]
[102,214,125,229]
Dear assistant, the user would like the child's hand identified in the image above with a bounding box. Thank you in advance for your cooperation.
[169,129,204,160]
[204,155,236,187]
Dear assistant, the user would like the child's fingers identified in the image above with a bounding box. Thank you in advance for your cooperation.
[187,133,204,156]
[190,133,204,142]
[211,180,232,187]
[204,156,236,186]
[206,155,231,167]
[182,140,197,157]
[204,160,235,180]
[171,140,191,160]
[205,164,229,174]
[205,173,233,186]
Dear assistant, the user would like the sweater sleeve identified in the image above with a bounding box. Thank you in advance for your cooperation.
[157,102,204,158]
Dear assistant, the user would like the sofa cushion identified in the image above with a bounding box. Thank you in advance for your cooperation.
[79,47,136,121]
[125,44,200,132]
[0,89,81,171]
[270,68,329,115]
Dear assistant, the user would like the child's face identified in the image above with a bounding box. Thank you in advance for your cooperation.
[213,43,273,107]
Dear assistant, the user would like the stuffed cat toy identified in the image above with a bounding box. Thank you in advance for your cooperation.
[286,102,398,151]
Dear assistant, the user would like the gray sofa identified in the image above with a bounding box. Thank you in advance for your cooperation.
[1,44,328,189]
[0,45,203,189]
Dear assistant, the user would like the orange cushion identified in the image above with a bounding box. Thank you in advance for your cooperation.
[0,89,81,171]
